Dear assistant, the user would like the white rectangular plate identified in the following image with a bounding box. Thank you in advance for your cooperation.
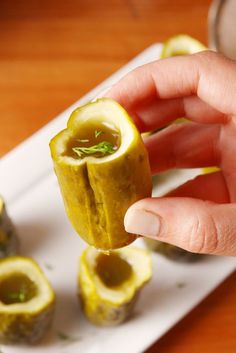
[0,44,235,353]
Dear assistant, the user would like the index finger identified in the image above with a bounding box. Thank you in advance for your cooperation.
[105,51,236,127]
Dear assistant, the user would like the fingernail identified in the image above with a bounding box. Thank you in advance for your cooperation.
[124,208,161,238]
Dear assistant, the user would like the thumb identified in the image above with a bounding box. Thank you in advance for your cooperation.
[124,197,236,256]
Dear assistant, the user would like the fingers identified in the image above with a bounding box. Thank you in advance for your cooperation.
[133,96,226,132]
[145,122,221,173]
[124,197,236,256]
[166,172,229,204]
[105,51,236,129]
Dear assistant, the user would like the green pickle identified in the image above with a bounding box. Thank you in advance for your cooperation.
[78,246,152,326]
[0,256,55,344]
[50,98,152,250]
[0,196,18,258]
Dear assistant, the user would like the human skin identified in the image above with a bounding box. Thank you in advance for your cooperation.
[104,51,236,256]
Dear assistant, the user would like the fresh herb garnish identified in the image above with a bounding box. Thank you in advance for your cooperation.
[95,130,103,138]
[73,141,116,158]
[58,331,81,345]
[8,291,27,302]
[58,332,71,340]
[44,263,54,271]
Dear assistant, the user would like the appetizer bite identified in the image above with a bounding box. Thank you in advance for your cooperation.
[50,98,152,250]
[78,246,152,326]
[0,257,55,344]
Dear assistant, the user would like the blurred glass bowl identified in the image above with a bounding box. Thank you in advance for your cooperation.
[209,0,236,59]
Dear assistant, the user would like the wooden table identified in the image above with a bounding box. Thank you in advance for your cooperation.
[0,1,235,352]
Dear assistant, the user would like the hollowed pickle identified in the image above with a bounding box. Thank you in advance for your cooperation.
[0,196,18,259]
[0,257,55,344]
[78,246,152,326]
[50,98,152,250]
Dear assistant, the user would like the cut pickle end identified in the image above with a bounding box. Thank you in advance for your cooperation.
[161,34,207,58]
[78,246,152,326]
[50,98,152,250]
[144,239,203,263]
[0,197,19,259]
[0,256,55,344]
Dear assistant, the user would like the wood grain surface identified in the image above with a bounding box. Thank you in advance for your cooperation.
[0,1,235,352]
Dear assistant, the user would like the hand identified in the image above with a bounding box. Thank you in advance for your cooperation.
[105,51,236,256]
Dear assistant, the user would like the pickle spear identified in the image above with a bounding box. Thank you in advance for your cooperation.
[78,246,152,326]
[50,98,152,250]
[0,256,55,344]
[0,196,18,258]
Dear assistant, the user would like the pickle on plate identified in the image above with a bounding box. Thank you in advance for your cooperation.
[144,239,203,262]
[161,34,207,58]
[0,196,18,259]
[0,256,55,344]
[78,246,152,326]
[50,98,152,250]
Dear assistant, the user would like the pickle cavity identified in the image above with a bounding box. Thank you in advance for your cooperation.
[0,273,37,305]
[65,120,121,159]
[95,252,132,288]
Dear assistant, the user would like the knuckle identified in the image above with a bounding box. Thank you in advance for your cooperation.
[187,207,220,254]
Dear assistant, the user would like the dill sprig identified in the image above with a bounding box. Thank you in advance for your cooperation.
[95,130,103,138]
[58,331,81,345]
[73,141,116,158]
[8,291,27,302]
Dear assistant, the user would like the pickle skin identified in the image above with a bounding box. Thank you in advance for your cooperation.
[50,98,152,250]
[0,257,56,344]
[0,303,55,344]
[0,197,19,259]
[144,239,203,263]
[79,284,139,327]
[78,247,152,326]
